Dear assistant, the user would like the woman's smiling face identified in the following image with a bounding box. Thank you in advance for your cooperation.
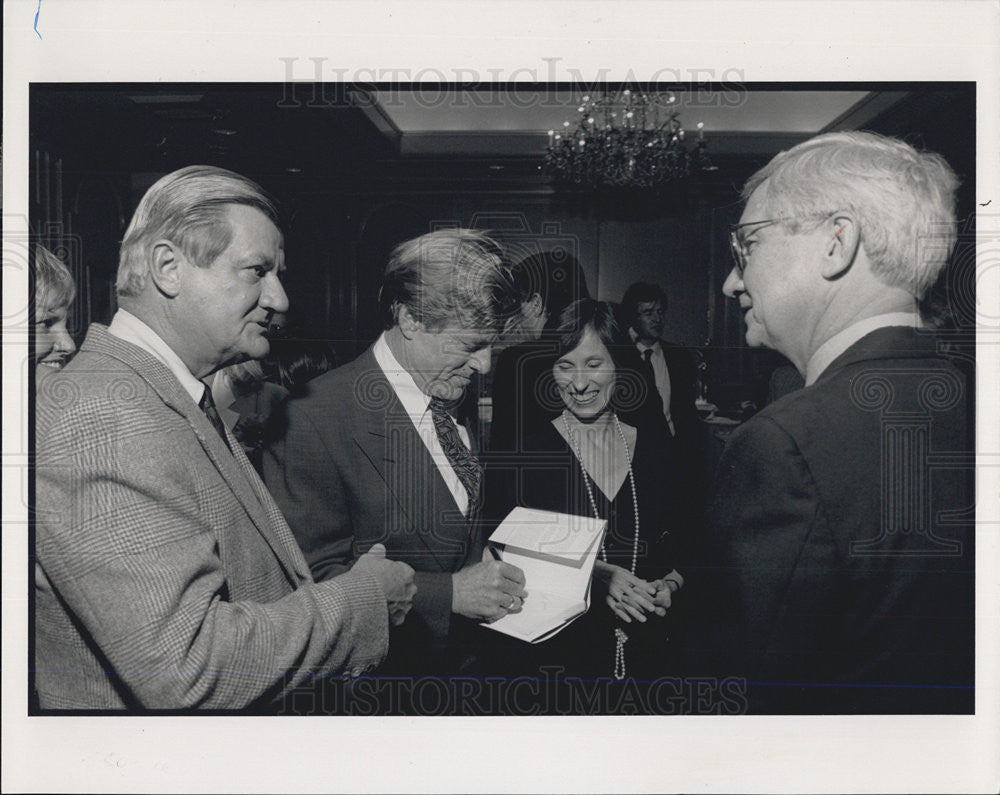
[33,301,76,379]
[553,324,616,422]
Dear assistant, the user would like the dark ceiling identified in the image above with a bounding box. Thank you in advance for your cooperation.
[32,84,397,181]
[31,82,975,197]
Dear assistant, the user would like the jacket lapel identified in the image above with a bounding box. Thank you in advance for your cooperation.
[223,423,312,582]
[83,326,307,584]
[350,357,469,571]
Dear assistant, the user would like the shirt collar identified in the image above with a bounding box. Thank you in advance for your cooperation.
[629,327,660,352]
[108,309,207,404]
[372,331,433,421]
[805,312,923,386]
[211,369,238,410]
[210,369,241,429]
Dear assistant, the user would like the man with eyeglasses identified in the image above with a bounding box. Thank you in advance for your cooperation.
[690,131,974,714]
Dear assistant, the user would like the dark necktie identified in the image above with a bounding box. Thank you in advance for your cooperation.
[199,385,233,453]
[429,396,482,514]
[641,347,656,380]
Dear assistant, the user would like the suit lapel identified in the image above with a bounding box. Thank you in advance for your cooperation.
[196,406,306,583]
[84,327,307,584]
[223,423,312,582]
[350,357,470,570]
[170,381,308,585]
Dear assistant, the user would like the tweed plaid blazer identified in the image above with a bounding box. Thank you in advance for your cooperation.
[34,324,389,710]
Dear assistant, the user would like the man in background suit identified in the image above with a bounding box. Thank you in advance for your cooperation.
[691,132,974,713]
[34,166,415,710]
[264,229,527,676]
[620,282,700,449]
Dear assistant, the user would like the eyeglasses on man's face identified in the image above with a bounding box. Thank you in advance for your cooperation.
[728,218,786,278]
[728,214,832,278]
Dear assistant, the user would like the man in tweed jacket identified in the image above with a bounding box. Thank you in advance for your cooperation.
[33,166,415,710]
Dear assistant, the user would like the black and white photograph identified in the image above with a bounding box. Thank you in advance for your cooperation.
[3,1,998,792]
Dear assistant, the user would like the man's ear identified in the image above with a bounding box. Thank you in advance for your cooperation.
[821,214,861,280]
[396,303,424,339]
[148,240,183,298]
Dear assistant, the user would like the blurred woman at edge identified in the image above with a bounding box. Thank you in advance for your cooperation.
[33,245,77,383]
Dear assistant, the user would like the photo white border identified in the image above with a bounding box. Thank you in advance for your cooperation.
[3,1,999,792]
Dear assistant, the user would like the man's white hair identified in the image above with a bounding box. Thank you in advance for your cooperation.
[743,131,959,299]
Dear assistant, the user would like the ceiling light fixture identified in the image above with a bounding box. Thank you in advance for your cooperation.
[544,89,714,190]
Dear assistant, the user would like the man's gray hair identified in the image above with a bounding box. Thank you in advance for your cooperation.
[379,229,519,335]
[116,165,279,298]
[743,131,959,298]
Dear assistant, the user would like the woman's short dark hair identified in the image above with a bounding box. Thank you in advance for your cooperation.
[550,299,651,418]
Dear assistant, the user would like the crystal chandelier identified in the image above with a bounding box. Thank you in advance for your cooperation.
[544,89,713,190]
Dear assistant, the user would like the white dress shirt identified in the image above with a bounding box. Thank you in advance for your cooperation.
[372,332,472,516]
[209,369,241,430]
[108,309,206,404]
[108,310,283,521]
[805,312,923,386]
[632,332,675,436]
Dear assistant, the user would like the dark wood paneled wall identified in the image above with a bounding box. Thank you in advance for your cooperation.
[29,85,975,412]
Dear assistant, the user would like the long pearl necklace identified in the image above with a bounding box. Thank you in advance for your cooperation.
[561,410,639,681]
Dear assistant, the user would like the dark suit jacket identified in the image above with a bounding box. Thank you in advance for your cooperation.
[642,339,700,449]
[690,326,974,713]
[227,382,290,474]
[34,325,389,709]
[634,340,705,513]
[263,345,483,674]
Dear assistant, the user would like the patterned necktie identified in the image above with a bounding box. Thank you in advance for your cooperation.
[429,396,482,514]
[199,385,233,453]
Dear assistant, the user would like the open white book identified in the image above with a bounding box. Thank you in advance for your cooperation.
[482,506,607,643]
